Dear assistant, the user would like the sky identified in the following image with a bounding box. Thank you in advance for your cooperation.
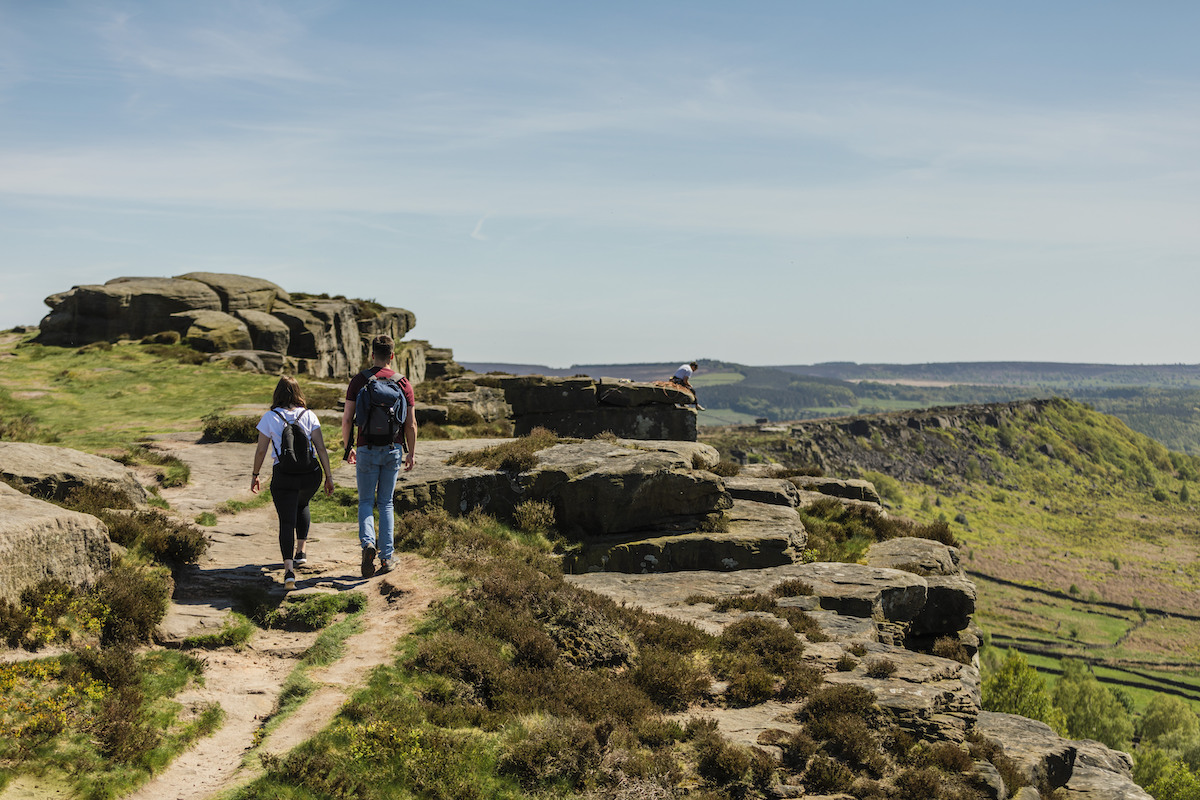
[1,1,1198,368]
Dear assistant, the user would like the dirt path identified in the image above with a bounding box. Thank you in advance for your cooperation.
[114,438,449,800]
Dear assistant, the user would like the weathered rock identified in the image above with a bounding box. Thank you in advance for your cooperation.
[38,277,222,345]
[1065,739,1152,799]
[789,476,882,505]
[526,441,730,536]
[502,376,597,413]
[416,405,450,425]
[975,712,1076,789]
[207,349,287,373]
[568,527,803,574]
[913,575,977,636]
[0,441,148,506]
[722,476,802,506]
[824,646,979,742]
[234,309,291,353]
[176,272,289,312]
[971,759,1007,800]
[0,483,113,603]
[803,562,927,621]
[169,309,253,352]
[514,406,697,440]
[570,498,806,572]
[359,309,417,349]
[501,375,698,440]
[418,343,463,380]
[271,300,363,379]
[441,386,511,423]
[595,377,694,407]
[866,537,962,576]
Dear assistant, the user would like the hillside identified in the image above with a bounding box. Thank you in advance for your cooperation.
[701,399,1200,708]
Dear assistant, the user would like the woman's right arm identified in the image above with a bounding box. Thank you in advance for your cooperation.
[251,433,271,494]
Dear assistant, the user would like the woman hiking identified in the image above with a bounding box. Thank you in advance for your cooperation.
[250,376,335,590]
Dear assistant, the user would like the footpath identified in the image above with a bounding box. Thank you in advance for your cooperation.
[120,435,445,800]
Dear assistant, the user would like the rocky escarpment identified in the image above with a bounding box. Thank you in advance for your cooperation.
[774,399,1059,487]
[498,375,699,440]
[35,273,449,381]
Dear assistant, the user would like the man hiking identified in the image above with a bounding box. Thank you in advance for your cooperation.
[670,361,705,410]
[341,334,417,577]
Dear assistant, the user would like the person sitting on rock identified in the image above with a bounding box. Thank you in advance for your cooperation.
[250,375,335,590]
[341,335,417,578]
[670,361,705,410]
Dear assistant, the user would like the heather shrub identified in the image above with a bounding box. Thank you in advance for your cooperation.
[835,654,857,671]
[498,716,603,789]
[94,562,171,645]
[512,499,556,534]
[100,509,208,567]
[778,663,824,701]
[717,616,803,672]
[804,754,854,793]
[60,482,136,514]
[723,659,776,707]
[709,460,741,477]
[201,412,260,443]
[632,646,710,712]
[802,684,877,722]
[770,578,813,597]
[933,636,972,664]
[866,658,898,679]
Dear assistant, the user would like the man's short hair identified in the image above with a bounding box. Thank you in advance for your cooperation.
[371,335,395,358]
[690,361,699,369]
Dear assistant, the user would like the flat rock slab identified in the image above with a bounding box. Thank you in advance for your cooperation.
[866,537,962,576]
[0,441,148,506]
[722,476,802,506]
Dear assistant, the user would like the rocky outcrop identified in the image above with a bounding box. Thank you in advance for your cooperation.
[500,375,698,440]
[0,442,148,506]
[38,277,223,345]
[787,399,1059,487]
[35,273,440,382]
[395,439,730,538]
[0,483,113,603]
[789,475,882,505]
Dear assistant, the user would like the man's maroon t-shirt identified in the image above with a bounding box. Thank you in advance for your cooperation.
[346,367,416,447]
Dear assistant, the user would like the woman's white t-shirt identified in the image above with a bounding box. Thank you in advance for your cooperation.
[256,406,321,466]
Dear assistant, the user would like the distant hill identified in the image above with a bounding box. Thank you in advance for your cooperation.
[778,361,1200,389]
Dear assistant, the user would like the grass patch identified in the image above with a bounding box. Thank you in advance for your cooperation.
[0,338,277,452]
[447,427,558,472]
[112,445,191,488]
[181,613,256,650]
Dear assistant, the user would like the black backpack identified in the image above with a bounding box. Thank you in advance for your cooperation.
[354,370,410,448]
[271,408,317,474]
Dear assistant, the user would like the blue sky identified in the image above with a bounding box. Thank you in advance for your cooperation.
[1,1,1198,367]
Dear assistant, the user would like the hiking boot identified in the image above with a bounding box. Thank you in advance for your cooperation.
[284,570,296,590]
[377,557,392,575]
[293,551,307,566]
[361,545,377,578]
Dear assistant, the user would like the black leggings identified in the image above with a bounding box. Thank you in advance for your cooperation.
[271,466,322,562]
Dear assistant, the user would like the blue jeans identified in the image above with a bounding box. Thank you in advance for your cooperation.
[355,444,401,561]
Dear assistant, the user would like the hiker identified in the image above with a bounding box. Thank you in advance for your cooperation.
[670,361,705,410]
[341,334,417,578]
[250,375,335,590]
